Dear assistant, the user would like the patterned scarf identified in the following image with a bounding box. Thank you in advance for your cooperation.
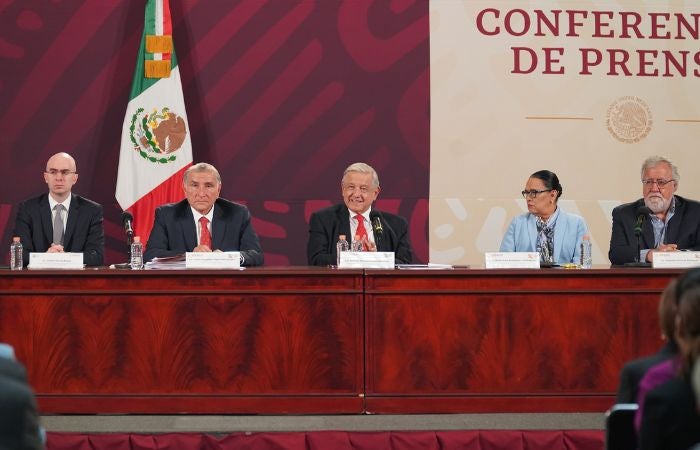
[536,217,555,263]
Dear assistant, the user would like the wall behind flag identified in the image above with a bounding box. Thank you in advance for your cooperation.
[0,1,430,265]
[430,0,700,265]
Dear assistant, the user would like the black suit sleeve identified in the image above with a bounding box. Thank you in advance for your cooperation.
[82,203,104,267]
[609,205,638,265]
[615,363,637,403]
[307,212,336,266]
[144,206,180,262]
[383,214,413,265]
[237,207,263,267]
[673,201,700,251]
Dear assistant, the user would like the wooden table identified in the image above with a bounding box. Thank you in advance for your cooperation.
[0,267,680,413]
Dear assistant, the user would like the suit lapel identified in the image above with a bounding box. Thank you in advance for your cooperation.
[338,207,351,244]
[372,210,391,252]
[63,196,79,247]
[212,203,226,250]
[178,202,198,251]
[39,195,53,245]
[664,196,682,244]
[374,210,388,252]
[642,214,655,248]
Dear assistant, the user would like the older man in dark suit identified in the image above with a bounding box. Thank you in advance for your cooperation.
[609,156,700,265]
[144,162,263,266]
[307,162,413,266]
[13,152,104,267]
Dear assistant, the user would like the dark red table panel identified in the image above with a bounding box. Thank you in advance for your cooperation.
[0,267,364,413]
[364,268,680,413]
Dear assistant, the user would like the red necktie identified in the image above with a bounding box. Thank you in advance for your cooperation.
[199,216,212,248]
[355,214,368,250]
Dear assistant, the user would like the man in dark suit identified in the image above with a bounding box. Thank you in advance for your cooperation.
[144,162,263,266]
[13,152,104,267]
[609,156,700,265]
[307,162,413,266]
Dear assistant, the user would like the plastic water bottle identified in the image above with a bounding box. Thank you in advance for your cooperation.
[10,236,23,270]
[130,236,143,270]
[351,234,363,252]
[580,235,593,269]
[336,234,349,265]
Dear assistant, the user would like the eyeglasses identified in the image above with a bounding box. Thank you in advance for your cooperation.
[45,169,76,177]
[521,189,551,199]
[641,179,674,188]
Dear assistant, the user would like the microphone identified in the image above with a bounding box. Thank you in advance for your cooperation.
[121,211,134,237]
[634,206,651,236]
[633,205,651,264]
[370,211,384,249]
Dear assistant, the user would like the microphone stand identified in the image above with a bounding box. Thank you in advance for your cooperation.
[114,231,134,270]
[126,231,134,263]
[624,224,651,267]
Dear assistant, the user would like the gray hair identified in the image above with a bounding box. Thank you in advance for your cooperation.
[342,162,379,187]
[184,162,222,184]
[641,156,680,182]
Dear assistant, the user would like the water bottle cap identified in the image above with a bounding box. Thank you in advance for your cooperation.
[12,236,20,242]
[133,236,141,243]
[339,235,346,240]
[583,234,590,240]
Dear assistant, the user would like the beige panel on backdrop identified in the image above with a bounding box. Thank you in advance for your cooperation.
[430,0,700,265]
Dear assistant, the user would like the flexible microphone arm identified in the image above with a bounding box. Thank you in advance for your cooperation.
[634,206,651,263]
[370,211,384,248]
[121,211,135,261]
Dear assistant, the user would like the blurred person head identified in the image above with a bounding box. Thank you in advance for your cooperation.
[659,279,679,344]
[0,343,15,360]
[183,162,222,215]
[341,162,380,215]
[672,268,700,375]
[677,284,700,376]
[640,156,678,217]
[521,170,562,221]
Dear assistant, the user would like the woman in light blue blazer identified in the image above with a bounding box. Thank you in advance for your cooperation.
[500,170,588,265]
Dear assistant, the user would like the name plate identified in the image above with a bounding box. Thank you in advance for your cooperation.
[28,252,84,269]
[484,252,540,269]
[339,251,395,269]
[652,251,700,268]
[185,251,241,269]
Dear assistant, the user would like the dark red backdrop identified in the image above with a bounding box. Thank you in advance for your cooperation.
[0,1,429,265]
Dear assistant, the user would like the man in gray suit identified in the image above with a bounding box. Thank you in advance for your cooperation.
[144,162,263,266]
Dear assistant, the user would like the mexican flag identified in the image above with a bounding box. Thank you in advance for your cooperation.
[116,0,192,245]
